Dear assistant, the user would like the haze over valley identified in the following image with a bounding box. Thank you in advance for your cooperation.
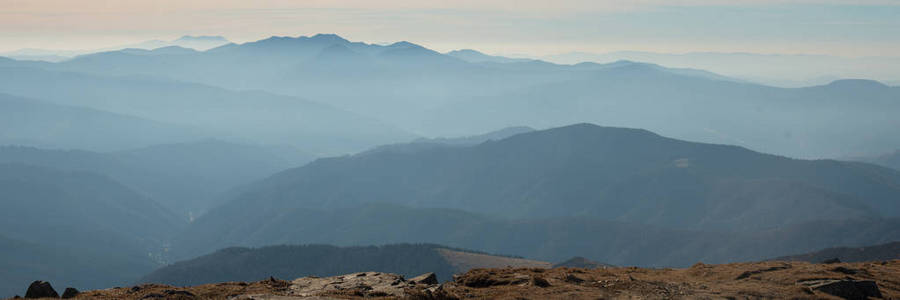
[1,1,899,299]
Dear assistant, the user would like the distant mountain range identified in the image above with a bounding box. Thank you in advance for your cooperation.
[0,66,413,154]
[772,241,900,263]
[173,124,900,266]
[0,163,184,246]
[446,49,536,64]
[0,93,203,151]
[191,123,900,225]
[540,50,900,88]
[0,141,314,217]
[852,150,900,172]
[553,257,613,269]
[411,126,535,146]
[1,33,895,158]
[0,35,230,62]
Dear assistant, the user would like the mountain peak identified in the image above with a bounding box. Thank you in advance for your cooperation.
[546,123,655,136]
[447,49,482,55]
[307,33,350,44]
[387,41,423,49]
[251,33,349,46]
[446,49,535,64]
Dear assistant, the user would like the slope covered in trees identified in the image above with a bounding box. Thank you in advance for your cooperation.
[0,164,184,296]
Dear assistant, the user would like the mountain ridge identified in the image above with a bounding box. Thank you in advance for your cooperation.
[173,124,900,266]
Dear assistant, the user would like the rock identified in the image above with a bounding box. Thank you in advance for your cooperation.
[531,276,551,287]
[290,272,422,298]
[232,296,342,300]
[409,272,439,285]
[25,280,59,298]
[822,258,842,264]
[62,287,80,298]
[457,271,530,288]
[801,279,882,300]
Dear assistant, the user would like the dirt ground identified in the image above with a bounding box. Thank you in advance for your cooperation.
[10,260,899,299]
[442,260,900,299]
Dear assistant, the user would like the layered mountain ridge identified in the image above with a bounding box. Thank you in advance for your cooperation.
[2,33,895,158]
[174,124,900,266]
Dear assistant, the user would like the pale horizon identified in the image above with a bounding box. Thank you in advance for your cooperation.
[2,0,900,58]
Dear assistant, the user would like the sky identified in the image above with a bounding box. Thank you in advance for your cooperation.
[1,0,899,58]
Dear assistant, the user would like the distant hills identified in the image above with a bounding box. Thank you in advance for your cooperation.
[175,202,900,268]
[410,126,535,146]
[772,241,900,263]
[553,257,613,269]
[0,66,413,154]
[140,244,548,286]
[174,124,900,265]
[540,50,900,88]
[1,33,895,158]
[853,149,900,171]
[0,163,184,296]
[0,141,314,217]
[190,123,899,226]
[0,140,314,296]
[446,49,535,64]
[0,93,203,151]
[0,35,230,62]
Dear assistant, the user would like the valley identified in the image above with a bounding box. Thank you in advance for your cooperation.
[1,21,898,299]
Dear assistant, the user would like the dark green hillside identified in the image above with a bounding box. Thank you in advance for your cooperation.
[190,124,899,232]
[175,202,900,268]
[141,244,459,286]
[174,124,900,266]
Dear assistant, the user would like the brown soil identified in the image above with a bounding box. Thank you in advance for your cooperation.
[443,260,900,299]
[9,260,899,299]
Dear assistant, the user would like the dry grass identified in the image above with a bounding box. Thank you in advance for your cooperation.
[437,248,551,272]
[10,260,899,299]
[443,260,900,299]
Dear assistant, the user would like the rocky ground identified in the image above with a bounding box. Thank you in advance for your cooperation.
[8,260,899,299]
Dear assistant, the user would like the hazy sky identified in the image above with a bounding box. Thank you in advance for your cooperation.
[1,0,899,57]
